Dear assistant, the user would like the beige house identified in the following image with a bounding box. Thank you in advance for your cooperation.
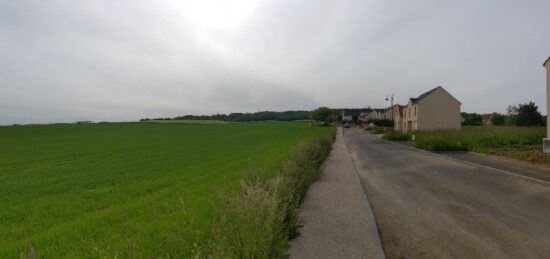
[382,107,394,120]
[367,109,386,120]
[393,105,405,131]
[544,57,550,153]
[402,86,461,131]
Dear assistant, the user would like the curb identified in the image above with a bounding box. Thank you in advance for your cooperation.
[341,128,387,259]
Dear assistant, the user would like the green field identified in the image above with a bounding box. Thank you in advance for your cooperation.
[0,121,331,258]
[144,119,231,124]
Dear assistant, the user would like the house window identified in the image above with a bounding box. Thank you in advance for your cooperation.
[414,106,417,116]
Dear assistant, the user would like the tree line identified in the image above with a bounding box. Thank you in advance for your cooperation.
[140,110,311,122]
[462,102,546,127]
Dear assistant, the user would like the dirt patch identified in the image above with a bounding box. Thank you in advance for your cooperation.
[488,144,550,167]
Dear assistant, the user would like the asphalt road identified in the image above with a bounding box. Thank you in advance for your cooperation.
[344,128,550,259]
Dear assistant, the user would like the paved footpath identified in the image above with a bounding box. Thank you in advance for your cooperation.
[289,127,385,259]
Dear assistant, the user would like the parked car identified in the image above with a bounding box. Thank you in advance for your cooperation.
[344,122,351,128]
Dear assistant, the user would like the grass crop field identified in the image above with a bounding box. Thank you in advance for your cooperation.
[144,119,231,124]
[414,126,545,153]
[0,121,331,258]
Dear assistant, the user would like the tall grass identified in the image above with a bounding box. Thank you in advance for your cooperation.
[197,128,336,258]
[382,131,411,141]
[414,126,545,152]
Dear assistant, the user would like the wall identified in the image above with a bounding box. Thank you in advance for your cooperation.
[417,88,461,130]
[402,101,418,131]
[546,61,550,137]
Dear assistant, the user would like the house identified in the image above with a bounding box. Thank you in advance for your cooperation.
[358,112,369,122]
[367,109,385,120]
[382,107,394,120]
[402,86,461,132]
[543,56,550,153]
[342,115,353,122]
[481,113,493,126]
[393,105,405,131]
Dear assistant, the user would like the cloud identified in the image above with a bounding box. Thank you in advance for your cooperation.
[0,0,549,124]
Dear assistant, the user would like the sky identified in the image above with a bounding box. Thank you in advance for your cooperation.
[1,0,549,124]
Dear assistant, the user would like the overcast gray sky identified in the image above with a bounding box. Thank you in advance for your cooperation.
[1,0,549,124]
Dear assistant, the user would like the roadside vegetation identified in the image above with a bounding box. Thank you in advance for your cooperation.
[143,119,232,124]
[197,128,336,258]
[414,126,545,152]
[382,131,411,141]
[0,121,331,258]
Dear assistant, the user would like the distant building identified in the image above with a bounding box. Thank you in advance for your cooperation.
[342,115,353,122]
[393,105,405,131]
[367,109,385,120]
[481,114,493,126]
[402,86,461,131]
[358,112,369,122]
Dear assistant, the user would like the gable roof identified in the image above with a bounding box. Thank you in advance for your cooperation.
[410,86,461,105]
[410,86,442,104]
[544,56,550,67]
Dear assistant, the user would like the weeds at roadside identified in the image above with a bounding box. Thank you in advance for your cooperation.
[382,131,411,141]
[413,126,545,152]
[196,128,336,258]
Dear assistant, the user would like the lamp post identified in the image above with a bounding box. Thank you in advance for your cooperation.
[385,94,394,121]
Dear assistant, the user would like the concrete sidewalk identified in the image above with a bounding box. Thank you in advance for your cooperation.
[289,127,385,259]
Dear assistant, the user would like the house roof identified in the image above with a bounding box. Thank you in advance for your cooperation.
[409,86,461,105]
[544,56,550,67]
[410,86,442,104]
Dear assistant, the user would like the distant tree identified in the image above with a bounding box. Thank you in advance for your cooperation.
[490,113,506,126]
[461,112,482,126]
[310,107,337,122]
[505,104,519,125]
[351,115,359,125]
[516,102,543,126]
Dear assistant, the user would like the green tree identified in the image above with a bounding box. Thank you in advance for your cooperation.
[490,113,506,126]
[461,112,482,126]
[516,102,543,126]
[310,107,336,122]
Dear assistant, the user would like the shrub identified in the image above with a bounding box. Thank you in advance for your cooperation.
[461,112,482,126]
[491,113,506,126]
[372,128,385,134]
[198,128,336,258]
[383,131,411,141]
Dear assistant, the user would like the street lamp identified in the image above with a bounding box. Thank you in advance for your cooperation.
[385,94,394,121]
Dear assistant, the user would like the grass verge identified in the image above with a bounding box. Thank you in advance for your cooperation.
[413,126,545,153]
[382,131,411,141]
[196,128,336,258]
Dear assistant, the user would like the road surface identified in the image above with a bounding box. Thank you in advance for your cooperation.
[344,127,550,259]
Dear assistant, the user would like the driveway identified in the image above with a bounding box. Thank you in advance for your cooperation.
[344,128,550,258]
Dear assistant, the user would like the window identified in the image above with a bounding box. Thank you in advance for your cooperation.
[414,106,417,116]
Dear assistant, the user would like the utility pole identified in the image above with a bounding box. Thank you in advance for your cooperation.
[385,94,394,121]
